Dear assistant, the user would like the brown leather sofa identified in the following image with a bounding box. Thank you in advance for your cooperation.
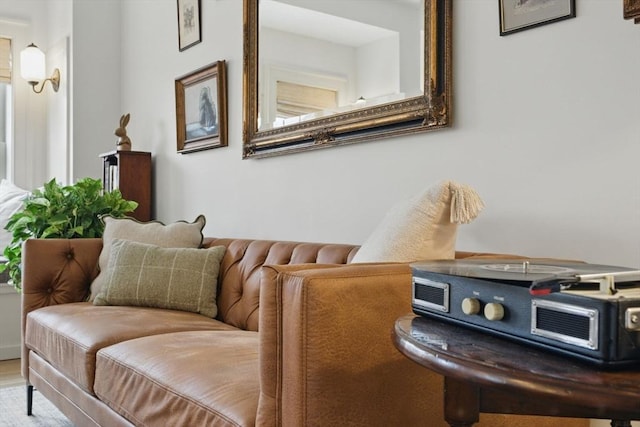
[21,237,588,427]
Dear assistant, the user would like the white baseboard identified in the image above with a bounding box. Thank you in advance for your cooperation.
[0,285,21,362]
[0,343,20,360]
[0,282,17,295]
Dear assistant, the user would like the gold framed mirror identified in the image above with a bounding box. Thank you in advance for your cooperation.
[242,0,452,159]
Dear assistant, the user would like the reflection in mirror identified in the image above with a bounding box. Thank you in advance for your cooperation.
[259,0,423,131]
[243,0,452,158]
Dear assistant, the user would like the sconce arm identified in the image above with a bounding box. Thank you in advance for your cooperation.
[30,68,60,94]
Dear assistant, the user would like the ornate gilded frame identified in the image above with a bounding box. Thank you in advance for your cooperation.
[242,0,452,159]
[624,0,640,24]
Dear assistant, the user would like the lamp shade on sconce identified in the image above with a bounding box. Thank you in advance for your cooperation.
[19,43,59,94]
[20,43,46,83]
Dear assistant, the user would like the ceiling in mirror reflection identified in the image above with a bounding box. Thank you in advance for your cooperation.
[260,1,399,47]
[258,0,423,131]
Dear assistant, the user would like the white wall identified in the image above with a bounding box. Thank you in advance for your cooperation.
[356,35,399,99]
[46,0,72,185]
[118,0,639,269]
[0,284,19,359]
[46,36,70,184]
[71,0,121,181]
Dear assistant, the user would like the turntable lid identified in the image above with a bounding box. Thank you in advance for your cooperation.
[411,258,638,285]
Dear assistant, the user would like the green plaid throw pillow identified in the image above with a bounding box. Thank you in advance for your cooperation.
[93,239,225,317]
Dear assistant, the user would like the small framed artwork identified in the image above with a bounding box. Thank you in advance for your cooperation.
[175,61,228,154]
[177,0,201,51]
[499,0,576,36]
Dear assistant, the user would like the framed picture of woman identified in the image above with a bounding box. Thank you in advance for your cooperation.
[175,61,228,154]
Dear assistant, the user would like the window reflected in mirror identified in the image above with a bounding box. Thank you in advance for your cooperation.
[274,81,338,128]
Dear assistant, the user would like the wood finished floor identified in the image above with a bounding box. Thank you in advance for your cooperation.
[0,358,22,388]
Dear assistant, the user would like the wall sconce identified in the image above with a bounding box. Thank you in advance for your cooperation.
[20,43,60,94]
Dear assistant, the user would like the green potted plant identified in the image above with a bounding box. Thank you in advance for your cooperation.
[0,177,138,291]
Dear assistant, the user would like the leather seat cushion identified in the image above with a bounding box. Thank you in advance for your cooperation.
[25,302,236,394]
[94,330,259,427]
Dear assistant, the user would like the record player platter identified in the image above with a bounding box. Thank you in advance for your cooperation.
[481,262,573,275]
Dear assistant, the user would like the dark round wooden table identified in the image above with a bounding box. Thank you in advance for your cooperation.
[393,314,640,427]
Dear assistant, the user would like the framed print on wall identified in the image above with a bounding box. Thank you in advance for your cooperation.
[175,61,228,154]
[177,0,201,51]
[499,0,576,36]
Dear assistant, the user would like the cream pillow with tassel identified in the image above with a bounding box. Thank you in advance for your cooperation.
[351,180,484,263]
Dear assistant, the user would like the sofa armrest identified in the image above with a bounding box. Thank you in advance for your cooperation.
[257,262,445,427]
[22,238,102,378]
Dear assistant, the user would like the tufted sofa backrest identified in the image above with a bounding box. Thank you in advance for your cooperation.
[204,238,360,332]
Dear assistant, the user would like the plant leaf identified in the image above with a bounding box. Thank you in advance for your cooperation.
[4,177,140,292]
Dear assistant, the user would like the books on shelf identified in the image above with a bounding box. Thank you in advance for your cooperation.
[103,156,119,192]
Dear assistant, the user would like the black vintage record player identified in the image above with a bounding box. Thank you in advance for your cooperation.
[411,258,640,366]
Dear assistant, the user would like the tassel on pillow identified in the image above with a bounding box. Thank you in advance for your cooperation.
[449,181,485,224]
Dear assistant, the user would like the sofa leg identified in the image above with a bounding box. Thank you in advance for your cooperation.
[26,383,33,416]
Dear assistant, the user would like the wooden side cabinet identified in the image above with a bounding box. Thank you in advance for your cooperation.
[99,150,152,222]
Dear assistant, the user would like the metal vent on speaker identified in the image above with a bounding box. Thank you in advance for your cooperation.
[531,299,598,350]
[412,277,449,313]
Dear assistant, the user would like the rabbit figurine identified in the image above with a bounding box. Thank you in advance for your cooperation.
[115,113,132,151]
